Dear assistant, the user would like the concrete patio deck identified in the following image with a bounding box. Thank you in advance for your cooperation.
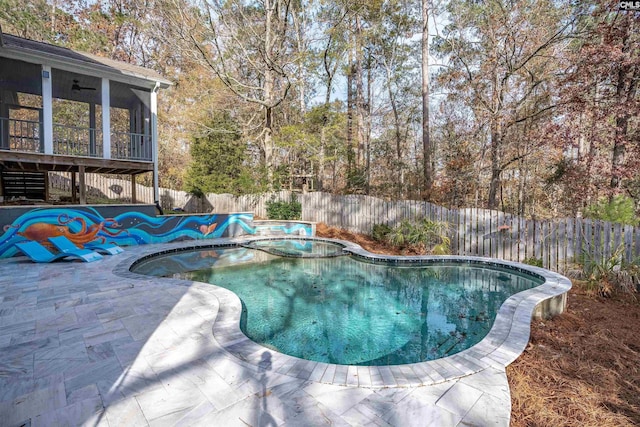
[0,239,571,426]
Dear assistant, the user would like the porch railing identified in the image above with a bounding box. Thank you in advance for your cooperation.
[0,117,42,153]
[53,124,103,157]
[0,117,152,162]
[111,131,152,161]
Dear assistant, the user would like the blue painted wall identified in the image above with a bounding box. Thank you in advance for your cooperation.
[0,206,316,258]
[0,206,254,258]
[253,220,316,237]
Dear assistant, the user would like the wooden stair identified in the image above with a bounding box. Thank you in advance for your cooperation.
[1,170,48,201]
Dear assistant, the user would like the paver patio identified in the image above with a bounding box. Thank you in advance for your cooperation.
[0,238,570,426]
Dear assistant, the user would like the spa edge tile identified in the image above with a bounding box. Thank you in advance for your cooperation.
[320,363,337,384]
[346,365,359,387]
[422,363,448,383]
[388,367,410,386]
[333,365,349,386]
[356,366,373,387]
[408,362,435,385]
[298,360,317,381]
[377,366,397,387]
[308,362,328,383]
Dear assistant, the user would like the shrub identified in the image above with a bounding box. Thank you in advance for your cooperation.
[581,245,639,297]
[372,223,392,242]
[523,257,544,268]
[584,195,638,226]
[385,218,451,255]
[266,194,302,220]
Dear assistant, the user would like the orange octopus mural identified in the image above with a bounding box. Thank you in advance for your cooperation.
[0,207,262,259]
[16,215,126,248]
[199,223,217,236]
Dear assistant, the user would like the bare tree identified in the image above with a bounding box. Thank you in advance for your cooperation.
[158,0,300,187]
[422,0,433,199]
[435,0,573,209]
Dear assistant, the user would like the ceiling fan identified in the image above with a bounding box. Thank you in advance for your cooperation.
[71,79,96,92]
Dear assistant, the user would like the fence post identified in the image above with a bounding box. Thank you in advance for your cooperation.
[623,225,633,264]
[518,216,526,263]
[534,220,542,262]
[584,219,593,262]
[565,218,574,271]
[603,221,612,262]
[594,221,603,265]
[635,225,640,262]
[464,209,472,256]
[469,208,478,256]
[451,207,459,255]
[613,223,622,258]
[541,221,550,268]
[550,220,558,272]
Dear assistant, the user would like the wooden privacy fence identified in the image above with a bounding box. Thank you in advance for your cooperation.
[48,173,285,213]
[299,192,640,273]
[49,173,288,213]
[45,176,640,273]
[49,172,190,210]
[205,191,293,217]
[185,190,640,273]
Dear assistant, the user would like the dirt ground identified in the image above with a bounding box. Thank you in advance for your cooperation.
[315,223,640,426]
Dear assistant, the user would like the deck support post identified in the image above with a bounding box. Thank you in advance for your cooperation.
[131,174,137,204]
[89,103,96,156]
[78,166,86,204]
[101,79,111,159]
[71,171,77,203]
[151,81,159,205]
[44,171,49,202]
[41,65,53,155]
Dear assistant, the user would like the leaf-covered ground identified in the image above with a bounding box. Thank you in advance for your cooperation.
[508,286,640,426]
[316,223,640,426]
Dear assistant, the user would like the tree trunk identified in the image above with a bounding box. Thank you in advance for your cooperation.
[610,114,627,192]
[354,14,366,168]
[347,58,354,174]
[488,119,502,209]
[386,64,403,198]
[365,48,372,194]
[264,104,274,187]
[318,126,326,191]
[610,18,635,194]
[263,0,275,188]
[293,4,306,115]
[421,0,433,200]
[50,0,57,33]
[517,140,528,216]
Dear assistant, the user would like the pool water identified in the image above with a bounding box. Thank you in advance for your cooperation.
[245,239,345,257]
[134,246,544,366]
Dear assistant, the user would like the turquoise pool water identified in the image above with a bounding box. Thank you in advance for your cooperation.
[244,239,345,257]
[133,245,544,365]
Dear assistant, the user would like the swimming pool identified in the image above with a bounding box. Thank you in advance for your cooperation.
[132,238,559,368]
[243,238,346,257]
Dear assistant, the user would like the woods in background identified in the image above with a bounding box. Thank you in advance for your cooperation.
[1,0,639,221]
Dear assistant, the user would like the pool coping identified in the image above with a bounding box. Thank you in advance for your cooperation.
[116,236,572,389]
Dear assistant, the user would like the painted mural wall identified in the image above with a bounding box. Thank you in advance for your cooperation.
[0,206,254,258]
[0,206,316,259]
[253,220,316,237]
